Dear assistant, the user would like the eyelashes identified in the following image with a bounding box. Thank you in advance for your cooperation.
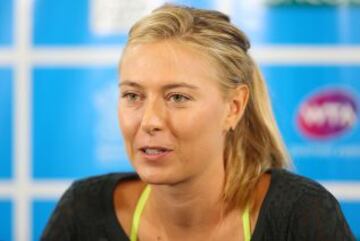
[121,91,193,105]
[167,93,192,103]
[121,92,142,102]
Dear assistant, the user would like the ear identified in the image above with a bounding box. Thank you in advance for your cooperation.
[224,85,249,131]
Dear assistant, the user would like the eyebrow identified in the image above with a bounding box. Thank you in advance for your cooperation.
[118,81,143,89]
[118,80,199,90]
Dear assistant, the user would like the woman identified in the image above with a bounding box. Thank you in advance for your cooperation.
[41,4,355,241]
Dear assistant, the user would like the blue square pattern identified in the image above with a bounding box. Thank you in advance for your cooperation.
[33,1,360,45]
[261,65,360,181]
[33,0,126,46]
[341,201,360,240]
[232,4,360,44]
[0,0,13,46]
[32,200,57,241]
[32,0,215,46]
[0,200,12,241]
[170,0,214,9]
[0,68,13,179]
[32,67,133,179]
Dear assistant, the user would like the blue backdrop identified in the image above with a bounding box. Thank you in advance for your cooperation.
[0,0,359,240]
[0,68,13,179]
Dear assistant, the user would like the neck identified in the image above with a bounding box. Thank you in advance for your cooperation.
[147,168,227,235]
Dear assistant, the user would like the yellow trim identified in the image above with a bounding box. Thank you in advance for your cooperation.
[130,186,251,241]
[242,205,251,241]
[130,185,151,241]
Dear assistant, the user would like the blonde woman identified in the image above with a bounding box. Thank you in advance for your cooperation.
[41,4,355,241]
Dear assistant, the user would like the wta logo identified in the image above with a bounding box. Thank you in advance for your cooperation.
[297,89,358,139]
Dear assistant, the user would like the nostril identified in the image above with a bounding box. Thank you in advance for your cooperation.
[144,126,161,135]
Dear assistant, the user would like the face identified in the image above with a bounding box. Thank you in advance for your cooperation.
[118,40,245,185]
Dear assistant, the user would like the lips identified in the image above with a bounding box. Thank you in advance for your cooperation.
[140,146,172,152]
[139,146,173,161]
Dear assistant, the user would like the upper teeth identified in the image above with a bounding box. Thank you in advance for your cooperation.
[145,148,164,154]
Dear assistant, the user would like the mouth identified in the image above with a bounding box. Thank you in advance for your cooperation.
[139,146,173,160]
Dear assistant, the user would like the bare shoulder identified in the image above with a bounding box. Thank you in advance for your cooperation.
[113,178,145,236]
[256,173,271,203]
[251,172,271,231]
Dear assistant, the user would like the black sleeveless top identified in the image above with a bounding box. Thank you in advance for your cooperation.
[40,168,356,241]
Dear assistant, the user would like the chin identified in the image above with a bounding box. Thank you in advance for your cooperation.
[136,166,180,186]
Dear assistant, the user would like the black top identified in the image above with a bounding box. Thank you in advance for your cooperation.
[40,168,356,241]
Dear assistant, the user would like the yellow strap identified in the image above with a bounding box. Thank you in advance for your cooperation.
[130,186,251,241]
[242,205,251,241]
[130,185,151,241]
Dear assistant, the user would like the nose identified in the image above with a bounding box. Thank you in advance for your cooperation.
[141,97,166,135]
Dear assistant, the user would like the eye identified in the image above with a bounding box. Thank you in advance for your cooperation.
[168,93,191,103]
[121,92,142,103]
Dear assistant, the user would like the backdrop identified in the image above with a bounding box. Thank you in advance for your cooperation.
[0,0,359,240]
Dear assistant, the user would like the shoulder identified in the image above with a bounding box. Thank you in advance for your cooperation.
[71,172,138,198]
[52,172,138,214]
[55,172,139,225]
[69,172,139,219]
[41,172,138,240]
[255,168,355,241]
[269,168,330,198]
[265,168,338,216]
[113,175,146,237]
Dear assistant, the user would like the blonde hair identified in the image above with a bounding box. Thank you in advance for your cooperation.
[122,4,290,210]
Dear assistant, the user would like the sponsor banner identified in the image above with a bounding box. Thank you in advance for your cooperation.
[340,201,360,239]
[33,0,127,46]
[0,68,13,179]
[265,0,360,5]
[33,0,360,45]
[32,200,56,241]
[33,0,213,46]
[169,0,214,8]
[232,3,360,44]
[0,0,13,46]
[297,89,357,140]
[32,67,133,179]
[262,65,360,180]
[0,200,12,241]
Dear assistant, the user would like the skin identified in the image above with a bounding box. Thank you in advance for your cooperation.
[116,40,270,241]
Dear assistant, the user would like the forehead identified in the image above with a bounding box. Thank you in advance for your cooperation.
[119,40,219,87]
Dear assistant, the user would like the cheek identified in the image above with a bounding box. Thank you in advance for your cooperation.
[170,104,226,172]
[118,107,139,150]
[172,102,226,145]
